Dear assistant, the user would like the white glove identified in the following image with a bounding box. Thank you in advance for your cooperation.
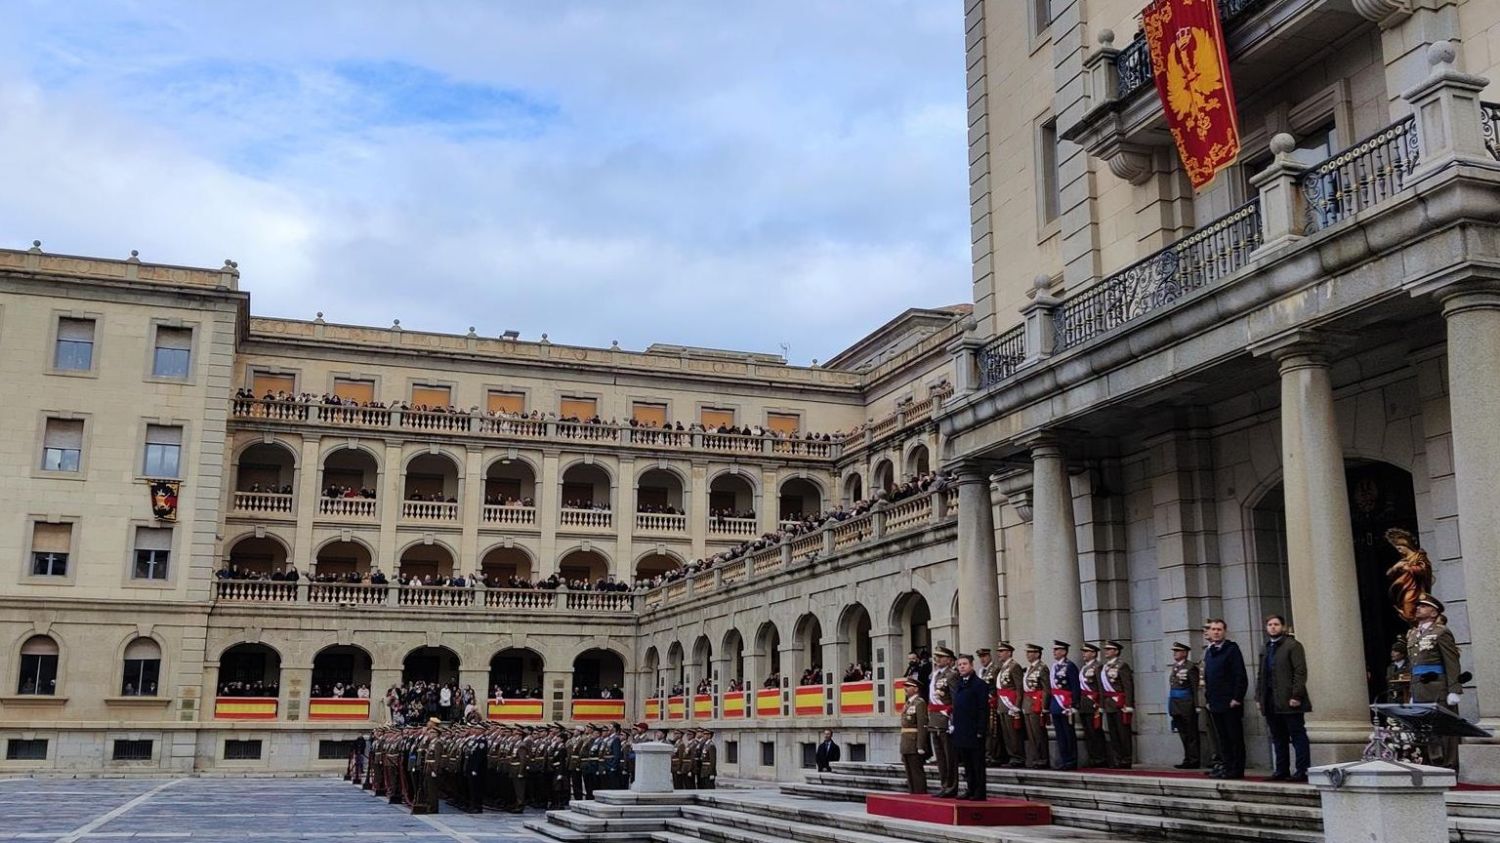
[1447,692,1462,707]
[1124,707,1134,714]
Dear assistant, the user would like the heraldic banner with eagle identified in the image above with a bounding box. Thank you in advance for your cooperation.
[1144,0,1241,189]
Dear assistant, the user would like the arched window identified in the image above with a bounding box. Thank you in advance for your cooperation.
[18,636,59,695]
[122,638,162,697]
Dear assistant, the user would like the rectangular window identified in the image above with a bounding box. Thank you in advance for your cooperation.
[559,396,597,420]
[152,326,192,378]
[487,390,526,414]
[318,739,359,760]
[30,522,71,577]
[1039,118,1061,224]
[224,739,263,760]
[759,741,775,767]
[251,371,296,396]
[112,739,153,761]
[724,740,738,764]
[1032,0,1054,35]
[133,527,172,580]
[42,418,84,472]
[332,378,375,404]
[18,655,57,695]
[700,407,735,428]
[122,659,160,697]
[849,743,868,763]
[411,385,452,408]
[631,402,668,427]
[766,412,800,435]
[5,739,47,761]
[54,317,95,371]
[800,742,817,769]
[143,425,183,478]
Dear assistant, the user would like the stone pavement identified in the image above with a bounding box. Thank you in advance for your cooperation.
[0,777,543,842]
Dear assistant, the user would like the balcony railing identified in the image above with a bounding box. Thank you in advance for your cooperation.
[636,512,687,533]
[484,589,557,610]
[319,497,378,519]
[397,585,474,607]
[215,582,636,613]
[214,580,298,602]
[233,491,293,514]
[482,504,537,526]
[978,326,1025,390]
[230,398,841,461]
[1115,0,1269,100]
[307,582,386,605]
[560,507,613,529]
[1300,116,1418,234]
[847,385,954,449]
[401,500,459,521]
[1483,102,1500,161]
[708,516,758,538]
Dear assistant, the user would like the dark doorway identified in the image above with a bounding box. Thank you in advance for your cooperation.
[1346,461,1418,703]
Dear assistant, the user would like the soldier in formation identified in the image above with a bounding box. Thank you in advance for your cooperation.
[990,643,1026,768]
[1099,640,1134,769]
[927,646,958,797]
[898,677,930,793]
[1076,642,1106,766]
[1406,594,1464,771]
[1167,641,1201,769]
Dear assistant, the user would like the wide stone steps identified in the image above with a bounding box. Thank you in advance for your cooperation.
[681,798,1130,843]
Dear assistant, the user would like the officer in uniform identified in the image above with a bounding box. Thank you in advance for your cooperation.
[1100,640,1134,769]
[669,729,689,789]
[975,648,1000,764]
[1407,595,1464,770]
[927,646,958,798]
[898,676,930,793]
[1048,641,1080,770]
[603,723,626,791]
[1385,639,1411,704]
[508,726,529,811]
[1021,644,1050,769]
[694,729,718,789]
[582,725,604,798]
[1167,641,1200,769]
[991,643,1026,768]
[1077,642,1105,767]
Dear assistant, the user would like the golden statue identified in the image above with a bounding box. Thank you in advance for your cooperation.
[1384,528,1433,624]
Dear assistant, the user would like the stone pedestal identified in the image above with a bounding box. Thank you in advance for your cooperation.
[1309,759,1455,843]
[629,741,675,793]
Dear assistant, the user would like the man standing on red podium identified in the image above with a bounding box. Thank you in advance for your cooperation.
[949,654,990,800]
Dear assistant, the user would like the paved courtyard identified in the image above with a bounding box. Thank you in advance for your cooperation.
[0,777,542,842]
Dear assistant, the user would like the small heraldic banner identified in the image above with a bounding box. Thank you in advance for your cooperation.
[1144,0,1241,189]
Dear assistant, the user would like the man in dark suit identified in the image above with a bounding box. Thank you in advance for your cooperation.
[1255,615,1311,782]
[1202,618,1248,779]
[814,730,840,772]
[1047,641,1081,770]
[949,654,990,800]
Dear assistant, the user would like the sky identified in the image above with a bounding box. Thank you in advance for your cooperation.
[0,1,970,364]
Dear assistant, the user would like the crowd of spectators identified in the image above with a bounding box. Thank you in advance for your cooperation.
[571,684,624,700]
[485,494,534,507]
[798,666,825,686]
[243,481,294,495]
[214,563,635,593]
[324,484,377,499]
[311,681,371,699]
[632,471,955,590]
[217,679,280,697]
[841,662,873,682]
[385,681,479,724]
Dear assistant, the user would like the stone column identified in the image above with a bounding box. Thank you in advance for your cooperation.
[1029,436,1085,648]
[460,446,482,572]
[379,442,403,570]
[955,463,1002,654]
[536,452,560,578]
[1260,334,1369,730]
[294,437,321,565]
[869,630,902,715]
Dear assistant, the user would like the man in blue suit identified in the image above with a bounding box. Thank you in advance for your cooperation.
[949,654,991,800]
[1048,641,1081,770]
[1202,618,1248,779]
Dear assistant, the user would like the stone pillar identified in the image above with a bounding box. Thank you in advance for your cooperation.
[460,446,482,572]
[1029,436,1085,648]
[954,463,1001,654]
[1249,134,1310,255]
[618,457,636,580]
[294,437,321,565]
[379,442,403,570]
[630,742,675,792]
[537,452,560,578]
[200,661,220,722]
[870,630,902,715]
[1019,276,1061,366]
[1401,41,1489,184]
[1309,760,1456,843]
[1259,334,1369,730]
[688,462,708,561]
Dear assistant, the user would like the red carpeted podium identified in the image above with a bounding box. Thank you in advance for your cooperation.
[865,793,1052,826]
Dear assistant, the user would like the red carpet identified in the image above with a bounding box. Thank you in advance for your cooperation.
[866,793,1051,826]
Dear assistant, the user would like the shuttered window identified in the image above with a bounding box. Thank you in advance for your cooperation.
[251,372,296,395]
[560,397,597,419]
[332,379,375,403]
[487,391,526,414]
[632,402,668,426]
[152,326,193,378]
[54,317,95,370]
[766,412,800,435]
[411,385,452,408]
[30,523,71,576]
[700,408,735,428]
[42,418,84,472]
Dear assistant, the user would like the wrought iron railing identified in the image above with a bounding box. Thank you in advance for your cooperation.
[1481,102,1500,161]
[1055,199,1262,351]
[1299,116,1418,234]
[978,326,1026,389]
[1115,0,1269,100]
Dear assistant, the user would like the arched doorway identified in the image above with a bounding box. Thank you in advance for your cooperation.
[559,549,610,584]
[723,629,746,686]
[1251,460,1417,702]
[561,463,612,510]
[779,477,823,523]
[490,648,543,698]
[219,643,281,697]
[691,635,714,692]
[872,459,895,495]
[399,543,454,581]
[315,540,372,578]
[643,646,662,696]
[312,645,372,697]
[225,535,288,577]
[905,443,931,476]
[635,552,681,582]
[234,442,296,511]
[793,614,824,684]
[708,473,756,520]
[573,648,625,699]
[403,646,459,685]
[755,622,781,686]
[404,452,460,503]
[485,458,536,506]
[666,642,686,694]
[636,468,686,516]
[480,546,534,585]
[891,591,932,659]
[838,603,873,679]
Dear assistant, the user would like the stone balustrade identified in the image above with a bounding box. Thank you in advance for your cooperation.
[232,491,294,514]
[482,504,537,526]
[401,500,459,521]
[213,580,298,602]
[560,507,613,529]
[708,516,758,537]
[214,582,637,613]
[635,512,687,533]
[307,582,386,605]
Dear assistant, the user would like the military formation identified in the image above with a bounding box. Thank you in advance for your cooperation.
[355,719,717,815]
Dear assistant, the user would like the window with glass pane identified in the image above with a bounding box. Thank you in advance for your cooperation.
[30,522,70,576]
[18,636,59,695]
[122,638,161,696]
[42,418,84,472]
[54,317,95,370]
[152,326,192,378]
[133,527,172,580]
[143,425,182,477]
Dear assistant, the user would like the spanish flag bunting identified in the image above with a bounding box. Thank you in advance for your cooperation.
[571,699,626,721]
[692,694,713,718]
[838,681,874,715]
[487,698,544,721]
[308,697,370,721]
[794,686,824,716]
[755,688,781,717]
[214,697,278,720]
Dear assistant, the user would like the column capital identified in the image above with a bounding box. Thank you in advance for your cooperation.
[1018,429,1077,457]
[1406,267,1500,314]
[949,459,995,484]
[1248,329,1355,370]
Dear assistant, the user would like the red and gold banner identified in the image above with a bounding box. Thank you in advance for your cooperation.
[838,681,874,715]
[721,691,747,718]
[487,698,544,721]
[308,697,369,721]
[644,698,662,720]
[666,696,686,720]
[754,688,781,717]
[692,694,713,719]
[214,696,277,720]
[1144,0,1240,188]
[794,685,824,717]
[893,680,907,711]
[571,699,626,721]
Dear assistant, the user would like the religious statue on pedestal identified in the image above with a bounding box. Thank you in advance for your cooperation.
[1384,527,1433,624]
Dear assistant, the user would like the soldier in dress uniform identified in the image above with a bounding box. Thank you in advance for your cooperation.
[898,677,931,794]
[1407,595,1464,771]
[1100,640,1134,769]
[1076,642,1106,767]
[927,646,958,797]
[603,723,626,790]
[694,729,718,789]
[975,648,1001,764]
[508,726,529,811]
[1168,641,1201,769]
[566,726,587,801]
[1021,644,1050,769]
[583,725,606,798]
[1047,641,1081,771]
[991,642,1026,768]
[669,729,689,789]
[1385,639,1411,704]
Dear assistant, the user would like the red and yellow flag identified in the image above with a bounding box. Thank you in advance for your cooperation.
[838,681,874,715]
[214,696,278,720]
[571,699,626,721]
[794,686,824,717]
[644,698,662,720]
[666,696,686,720]
[308,698,370,721]
[721,691,747,718]
[692,694,713,719]
[755,688,781,717]
[488,698,544,721]
[893,680,907,711]
[1145,0,1240,189]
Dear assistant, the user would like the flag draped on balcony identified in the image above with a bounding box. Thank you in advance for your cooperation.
[1144,0,1241,189]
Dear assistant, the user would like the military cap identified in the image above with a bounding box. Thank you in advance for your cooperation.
[1170,641,1190,652]
[1416,594,1445,613]
[1081,642,1099,654]
[1389,639,1407,655]
[634,722,649,730]
[902,676,920,688]
[996,641,1014,652]
[1052,640,1070,651]
[1025,643,1043,653]
[427,717,442,727]
[1103,640,1123,651]
[976,647,991,656]
[934,646,956,660]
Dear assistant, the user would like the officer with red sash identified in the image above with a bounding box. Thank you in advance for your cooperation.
[1021,644,1050,769]
[1100,640,1135,769]
[1077,642,1106,767]
[992,642,1026,768]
